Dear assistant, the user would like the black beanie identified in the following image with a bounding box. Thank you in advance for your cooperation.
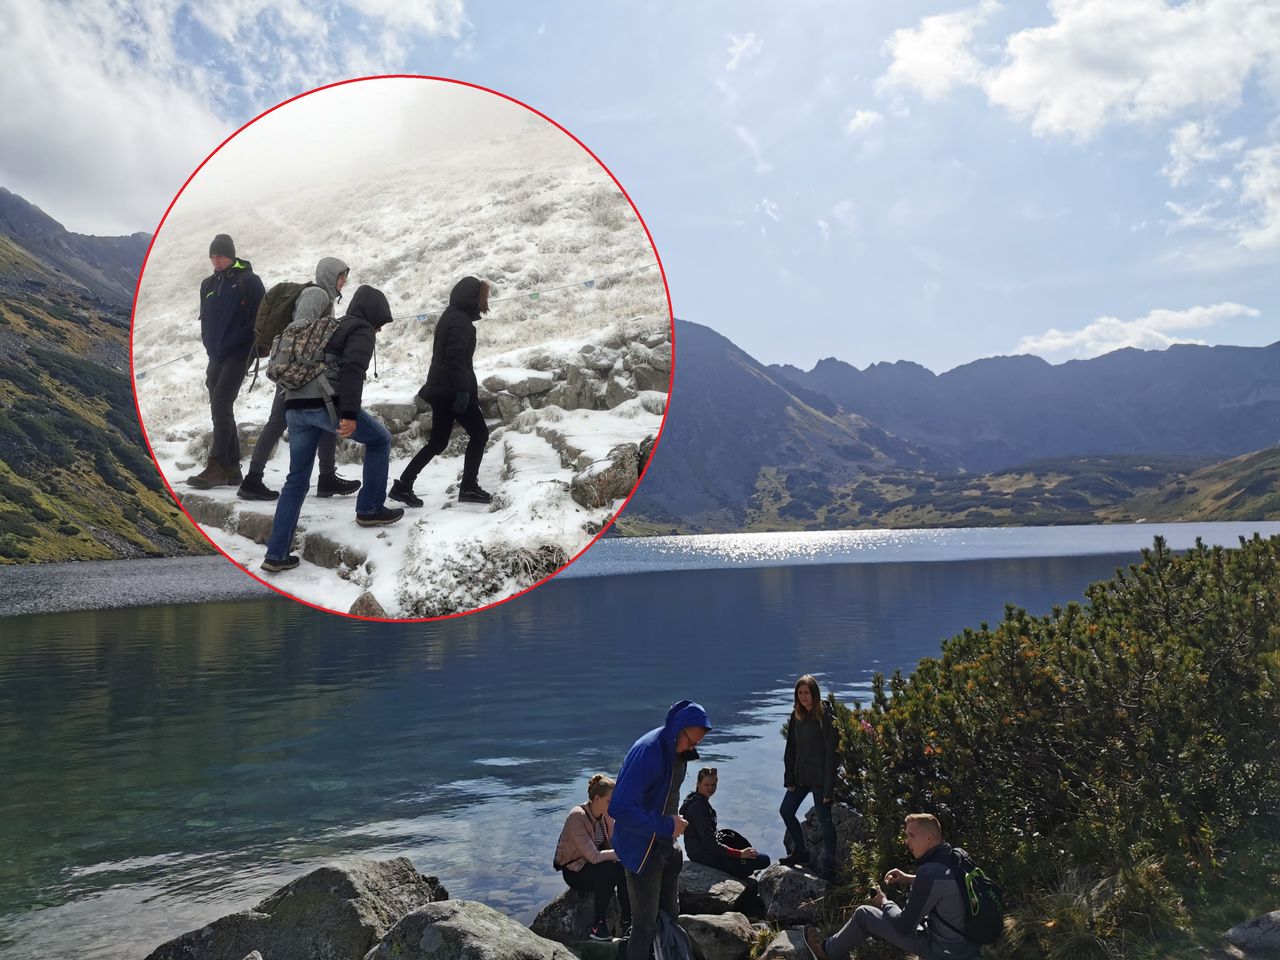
[209,234,235,259]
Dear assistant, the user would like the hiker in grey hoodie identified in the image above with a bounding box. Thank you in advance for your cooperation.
[804,814,980,960]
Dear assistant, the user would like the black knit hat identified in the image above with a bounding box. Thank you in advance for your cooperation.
[209,234,235,259]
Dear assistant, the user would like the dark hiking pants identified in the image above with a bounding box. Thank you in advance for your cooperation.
[400,396,489,488]
[625,844,681,960]
[563,861,632,925]
[206,352,249,467]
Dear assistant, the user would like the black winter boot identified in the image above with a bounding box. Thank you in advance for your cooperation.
[317,471,361,498]
[356,506,405,527]
[388,478,423,508]
[237,471,279,501]
[458,483,492,505]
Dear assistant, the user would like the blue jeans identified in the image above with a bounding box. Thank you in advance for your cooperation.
[265,408,391,561]
[780,787,837,868]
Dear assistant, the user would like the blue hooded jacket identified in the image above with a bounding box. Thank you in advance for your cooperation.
[609,700,712,873]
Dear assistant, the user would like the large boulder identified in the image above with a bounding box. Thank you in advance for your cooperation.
[570,443,639,509]
[496,392,524,422]
[678,862,748,915]
[507,375,555,398]
[759,928,806,960]
[757,864,827,925]
[367,900,575,960]
[603,377,636,409]
[1225,910,1280,951]
[680,913,755,960]
[631,363,668,393]
[145,856,447,960]
[801,802,864,858]
[529,888,623,943]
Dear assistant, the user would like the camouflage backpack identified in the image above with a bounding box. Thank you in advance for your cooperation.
[254,281,324,358]
[265,293,342,395]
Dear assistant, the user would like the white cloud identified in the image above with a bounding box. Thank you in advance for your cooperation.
[878,0,1280,143]
[985,0,1280,142]
[877,0,999,101]
[1016,302,1260,358]
[1236,143,1280,249]
[734,125,773,174]
[1163,120,1246,187]
[756,198,780,222]
[0,0,464,235]
[726,32,763,71]
[846,110,885,136]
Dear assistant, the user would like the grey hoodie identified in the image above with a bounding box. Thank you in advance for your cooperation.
[292,256,348,327]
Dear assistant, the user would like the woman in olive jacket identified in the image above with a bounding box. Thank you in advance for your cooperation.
[779,674,839,873]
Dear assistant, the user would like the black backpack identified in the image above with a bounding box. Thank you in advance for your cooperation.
[935,847,1005,945]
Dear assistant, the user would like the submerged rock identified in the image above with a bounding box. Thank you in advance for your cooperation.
[144,856,447,960]
[368,900,575,960]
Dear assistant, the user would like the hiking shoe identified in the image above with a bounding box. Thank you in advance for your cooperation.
[588,922,612,942]
[317,472,361,498]
[388,479,423,508]
[237,472,279,501]
[260,554,300,573]
[803,926,829,960]
[356,506,404,527]
[458,484,492,504]
[779,853,810,867]
[186,458,230,489]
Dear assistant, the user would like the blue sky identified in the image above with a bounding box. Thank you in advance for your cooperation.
[3,0,1278,373]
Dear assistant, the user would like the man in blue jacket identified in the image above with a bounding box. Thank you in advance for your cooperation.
[188,233,265,489]
[609,700,711,960]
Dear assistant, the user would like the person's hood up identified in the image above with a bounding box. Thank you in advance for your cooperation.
[346,285,392,329]
[315,256,349,302]
[448,276,485,319]
[661,699,711,749]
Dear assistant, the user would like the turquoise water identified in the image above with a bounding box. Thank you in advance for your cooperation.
[0,523,1274,958]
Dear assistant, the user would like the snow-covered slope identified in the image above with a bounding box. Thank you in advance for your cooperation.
[133,123,670,618]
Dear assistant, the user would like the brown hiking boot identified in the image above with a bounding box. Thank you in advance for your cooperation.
[803,926,829,960]
[186,457,230,489]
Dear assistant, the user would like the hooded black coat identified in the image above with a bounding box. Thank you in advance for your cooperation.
[284,284,391,420]
[420,276,482,399]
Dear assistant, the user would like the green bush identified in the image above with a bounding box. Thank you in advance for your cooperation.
[833,535,1279,955]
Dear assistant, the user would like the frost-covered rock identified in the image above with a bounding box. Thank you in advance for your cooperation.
[631,363,667,393]
[680,913,755,960]
[1225,910,1280,950]
[507,375,555,398]
[604,377,636,409]
[639,434,657,473]
[497,392,524,421]
[368,900,574,960]
[678,862,749,915]
[570,443,639,508]
[144,856,447,960]
[529,888,623,944]
[649,341,672,372]
[757,865,827,924]
[232,510,275,546]
[302,533,368,570]
[182,494,234,529]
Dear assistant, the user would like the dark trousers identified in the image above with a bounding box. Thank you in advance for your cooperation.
[625,844,681,960]
[205,352,249,467]
[400,395,489,488]
[693,848,772,879]
[780,787,837,868]
[248,385,336,476]
[563,861,632,925]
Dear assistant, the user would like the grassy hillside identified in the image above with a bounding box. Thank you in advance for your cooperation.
[1101,446,1280,522]
[0,234,207,562]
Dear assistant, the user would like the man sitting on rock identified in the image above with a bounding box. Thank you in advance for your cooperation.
[609,700,711,960]
[680,767,771,879]
[804,814,980,960]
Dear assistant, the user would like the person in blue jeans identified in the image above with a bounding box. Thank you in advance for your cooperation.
[262,272,403,573]
[779,674,839,877]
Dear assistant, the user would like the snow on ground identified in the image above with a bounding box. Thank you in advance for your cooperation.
[133,117,669,618]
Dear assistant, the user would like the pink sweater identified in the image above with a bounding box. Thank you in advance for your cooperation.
[554,803,616,872]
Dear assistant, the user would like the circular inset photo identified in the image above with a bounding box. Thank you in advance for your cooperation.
[132,77,672,620]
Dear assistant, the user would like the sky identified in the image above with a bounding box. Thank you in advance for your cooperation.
[3,0,1279,373]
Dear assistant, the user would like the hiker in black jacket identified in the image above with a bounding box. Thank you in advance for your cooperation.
[779,674,840,877]
[389,276,492,508]
[262,279,403,574]
[187,234,264,489]
[680,768,771,879]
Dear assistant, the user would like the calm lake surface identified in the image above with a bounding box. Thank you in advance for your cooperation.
[1,522,1275,958]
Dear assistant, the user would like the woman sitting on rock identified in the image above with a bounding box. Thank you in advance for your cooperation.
[680,766,771,879]
[553,773,632,942]
[389,276,493,508]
